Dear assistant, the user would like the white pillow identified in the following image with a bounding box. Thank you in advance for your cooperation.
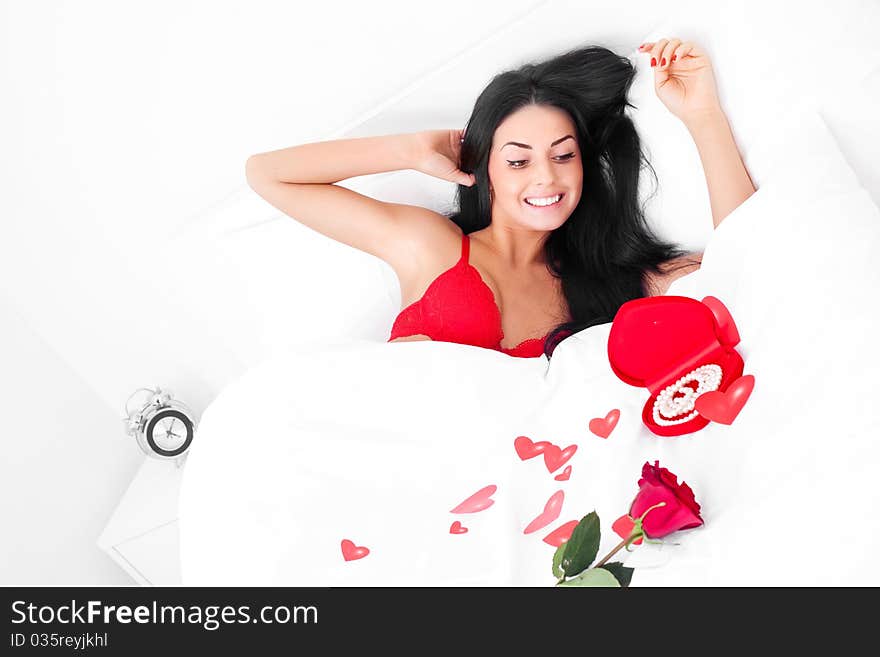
[665,102,875,307]
[629,0,880,252]
[819,64,880,208]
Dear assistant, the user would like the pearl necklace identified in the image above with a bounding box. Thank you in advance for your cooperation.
[652,363,723,426]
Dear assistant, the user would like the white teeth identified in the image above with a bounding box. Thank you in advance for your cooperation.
[525,194,562,207]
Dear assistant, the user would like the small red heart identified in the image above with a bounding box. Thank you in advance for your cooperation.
[449,521,468,535]
[694,374,755,425]
[543,444,577,473]
[340,539,370,561]
[611,514,643,545]
[514,436,551,460]
[588,408,620,438]
[523,490,565,534]
[542,520,579,547]
[554,465,572,481]
[450,484,497,514]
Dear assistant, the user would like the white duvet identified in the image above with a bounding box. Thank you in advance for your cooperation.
[179,115,880,587]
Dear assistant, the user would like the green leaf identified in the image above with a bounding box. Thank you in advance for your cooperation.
[599,562,634,588]
[557,568,621,587]
[561,511,601,577]
[552,541,566,579]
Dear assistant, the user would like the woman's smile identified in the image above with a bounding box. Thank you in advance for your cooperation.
[523,192,565,209]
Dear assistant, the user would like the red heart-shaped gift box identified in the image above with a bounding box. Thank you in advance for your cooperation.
[607,295,744,436]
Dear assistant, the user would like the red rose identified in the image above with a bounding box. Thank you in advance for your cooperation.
[628,461,703,538]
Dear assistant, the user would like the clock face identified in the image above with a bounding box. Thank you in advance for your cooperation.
[145,409,194,457]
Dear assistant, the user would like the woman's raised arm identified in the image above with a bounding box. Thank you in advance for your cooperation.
[244,131,472,278]
[684,108,756,229]
[246,133,420,184]
[639,38,756,229]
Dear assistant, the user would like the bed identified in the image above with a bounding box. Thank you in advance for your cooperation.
[176,1,880,586]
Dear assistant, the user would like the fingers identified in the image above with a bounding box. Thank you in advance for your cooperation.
[638,38,701,70]
[649,38,672,69]
[671,42,697,64]
[657,38,681,70]
[638,38,665,68]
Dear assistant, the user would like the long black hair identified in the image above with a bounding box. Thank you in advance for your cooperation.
[449,45,701,359]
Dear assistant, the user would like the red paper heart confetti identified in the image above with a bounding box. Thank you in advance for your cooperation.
[542,444,577,473]
[450,484,497,514]
[542,520,579,547]
[588,408,620,438]
[523,490,565,535]
[611,514,643,545]
[554,465,572,481]
[340,539,370,561]
[449,521,468,535]
[514,436,552,460]
[694,374,755,425]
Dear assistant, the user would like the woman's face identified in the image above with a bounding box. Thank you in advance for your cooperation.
[487,104,583,231]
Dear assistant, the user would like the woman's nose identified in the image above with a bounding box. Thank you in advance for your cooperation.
[532,158,556,185]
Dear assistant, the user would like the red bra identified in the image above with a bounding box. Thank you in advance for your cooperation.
[387,233,551,358]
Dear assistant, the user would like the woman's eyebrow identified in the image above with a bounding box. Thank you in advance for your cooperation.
[501,134,575,150]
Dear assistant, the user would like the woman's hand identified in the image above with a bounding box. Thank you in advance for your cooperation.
[413,129,476,187]
[638,38,723,125]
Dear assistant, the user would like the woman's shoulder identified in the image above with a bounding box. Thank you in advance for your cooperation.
[395,205,462,254]
[386,206,462,284]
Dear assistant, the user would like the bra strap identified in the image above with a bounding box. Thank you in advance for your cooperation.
[461,233,469,263]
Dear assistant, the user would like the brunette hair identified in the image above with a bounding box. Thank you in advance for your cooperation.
[449,45,701,358]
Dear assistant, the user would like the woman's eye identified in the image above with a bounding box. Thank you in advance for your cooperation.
[506,153,576,169]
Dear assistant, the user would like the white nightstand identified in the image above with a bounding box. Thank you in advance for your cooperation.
[97,456,187,586]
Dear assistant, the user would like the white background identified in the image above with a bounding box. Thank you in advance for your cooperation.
[2,0,877,584]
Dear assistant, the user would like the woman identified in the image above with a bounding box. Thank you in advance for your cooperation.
[245,38,755,359]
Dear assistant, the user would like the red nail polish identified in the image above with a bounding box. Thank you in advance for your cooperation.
[672,55,677,62]
[660,57,666,66]
[650,57,656,67]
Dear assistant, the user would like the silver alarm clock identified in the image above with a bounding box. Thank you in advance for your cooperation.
[123,386,197,465]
